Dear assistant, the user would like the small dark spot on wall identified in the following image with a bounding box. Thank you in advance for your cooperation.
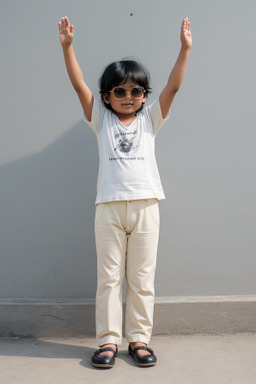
[130,13,133,16]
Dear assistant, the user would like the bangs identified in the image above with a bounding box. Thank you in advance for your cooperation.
[99,60,151,95]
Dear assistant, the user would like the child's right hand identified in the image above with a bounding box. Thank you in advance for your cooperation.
[58,16,74,47]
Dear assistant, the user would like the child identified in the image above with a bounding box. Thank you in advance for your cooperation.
[58,16,192,368]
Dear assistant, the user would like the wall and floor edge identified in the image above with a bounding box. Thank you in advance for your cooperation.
[1,296,255,338]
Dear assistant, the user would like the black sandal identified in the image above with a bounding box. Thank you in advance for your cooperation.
[91,346,118,368]
[129,345,157,367]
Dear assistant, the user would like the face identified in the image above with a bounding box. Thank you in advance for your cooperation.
[103,79,147,119]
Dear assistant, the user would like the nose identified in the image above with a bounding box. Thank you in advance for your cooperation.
[125,90,132,100]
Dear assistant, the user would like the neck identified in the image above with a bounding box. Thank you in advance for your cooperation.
[115,112,137,125]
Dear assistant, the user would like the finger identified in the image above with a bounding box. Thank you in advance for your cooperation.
[59,18,67,33]
[58,21,61,30]
[188,21,191,31]
[70,25,74,34]
[64,16,70,27]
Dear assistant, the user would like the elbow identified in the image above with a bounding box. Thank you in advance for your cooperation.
[73,83,82,93]
[172,86,180,94]
[74,82,87,95]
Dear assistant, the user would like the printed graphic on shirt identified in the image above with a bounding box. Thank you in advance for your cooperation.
[108,125,145,162]
[114,130,139,155]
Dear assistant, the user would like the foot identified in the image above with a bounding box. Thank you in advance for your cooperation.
[91,344,118,368]
[129,342,151,358]
[98,344,117,357]
[129,342,157,367]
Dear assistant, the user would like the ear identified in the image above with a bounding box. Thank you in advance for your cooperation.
[103,92,111,104]
[142,93,147,104]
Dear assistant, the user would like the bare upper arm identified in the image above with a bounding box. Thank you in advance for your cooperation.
[159,86,177,119]
[76,82,94,122]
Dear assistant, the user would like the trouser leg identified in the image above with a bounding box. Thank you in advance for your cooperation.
[94,202,127,346]
[125,199,160,344]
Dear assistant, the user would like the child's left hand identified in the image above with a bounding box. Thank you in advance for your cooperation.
[180,18,192,49]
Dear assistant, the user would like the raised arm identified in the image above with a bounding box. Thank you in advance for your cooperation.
[58,16,93,121]
[159,18,192,119]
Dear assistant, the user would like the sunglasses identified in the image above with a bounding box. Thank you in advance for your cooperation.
[109,86,145,99]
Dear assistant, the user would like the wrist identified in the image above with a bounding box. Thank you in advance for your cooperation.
[180,45,191,57]
[180,45,191,52]
[62,41,73,50]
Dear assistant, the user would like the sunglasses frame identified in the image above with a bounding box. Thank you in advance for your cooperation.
[109,86,146,100]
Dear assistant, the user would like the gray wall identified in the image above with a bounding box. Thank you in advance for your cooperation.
[1,0,256,300]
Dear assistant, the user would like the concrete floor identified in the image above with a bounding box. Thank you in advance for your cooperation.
[1,334,256,384]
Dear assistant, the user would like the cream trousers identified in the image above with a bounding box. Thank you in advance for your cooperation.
[94,199,160,347]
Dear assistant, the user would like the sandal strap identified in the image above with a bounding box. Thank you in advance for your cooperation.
[94,347,117,355]
[133,346,154,354]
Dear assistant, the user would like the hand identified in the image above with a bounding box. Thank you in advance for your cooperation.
[58,16,74,47]
[180,18,192,49]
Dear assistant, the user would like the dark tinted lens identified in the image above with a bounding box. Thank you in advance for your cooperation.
[113,87,126,98]
[131,87,144,98]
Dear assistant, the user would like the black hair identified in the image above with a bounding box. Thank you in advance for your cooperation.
[99,60,152,112]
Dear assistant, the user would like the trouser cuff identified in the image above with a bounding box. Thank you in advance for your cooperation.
[97,336,122,347]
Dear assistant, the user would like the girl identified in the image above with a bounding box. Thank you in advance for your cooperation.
[58,16,192,368]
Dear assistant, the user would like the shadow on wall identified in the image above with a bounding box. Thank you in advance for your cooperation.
[0,121,98,299]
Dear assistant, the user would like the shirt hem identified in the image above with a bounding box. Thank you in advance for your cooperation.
[95,193,165,205]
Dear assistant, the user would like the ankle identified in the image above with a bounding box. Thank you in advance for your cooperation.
[101,343,117,351]
[130,341,147,349]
